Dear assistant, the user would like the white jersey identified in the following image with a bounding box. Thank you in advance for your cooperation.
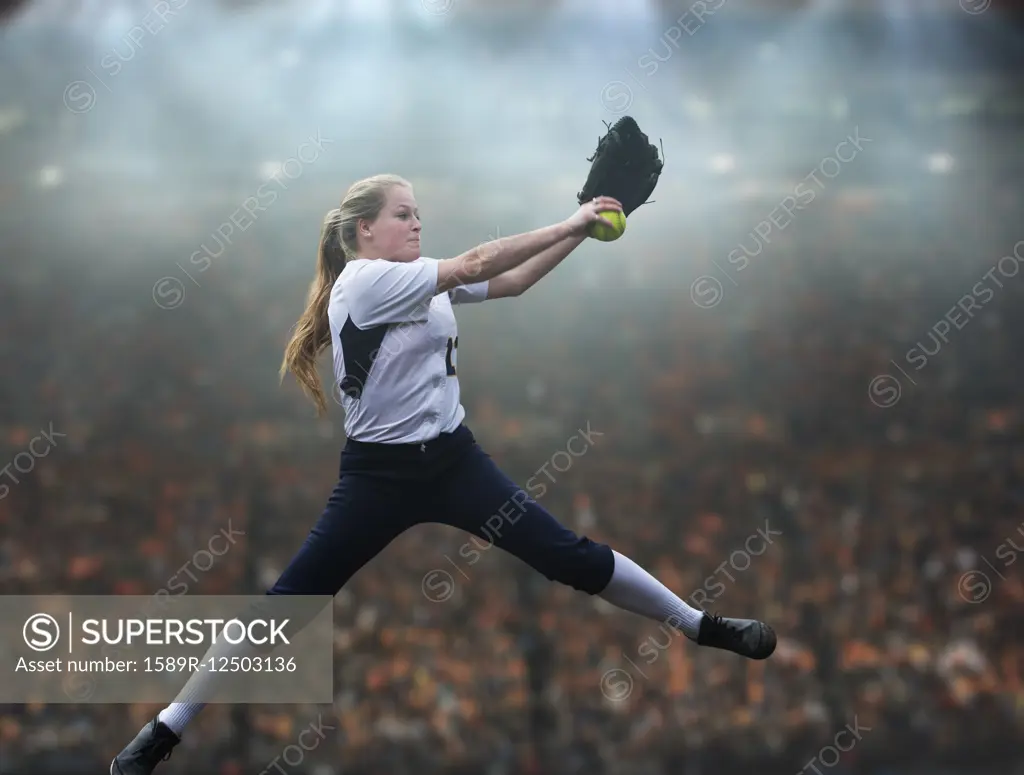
[327,256,488,443]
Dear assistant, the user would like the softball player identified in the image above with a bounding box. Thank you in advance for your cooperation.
[113,174,775,775]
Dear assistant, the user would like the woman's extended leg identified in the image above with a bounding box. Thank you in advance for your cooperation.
[112,472,416,775]
[430,441,776,660]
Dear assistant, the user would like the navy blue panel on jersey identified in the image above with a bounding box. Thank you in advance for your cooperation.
[267,425,614,601]
[338,316,390,400]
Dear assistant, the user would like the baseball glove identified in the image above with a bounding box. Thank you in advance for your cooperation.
[577,115,664,216]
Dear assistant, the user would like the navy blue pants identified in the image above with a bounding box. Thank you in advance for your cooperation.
[268,424,615,599]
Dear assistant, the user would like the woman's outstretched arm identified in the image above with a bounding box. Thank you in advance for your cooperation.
[436,196,622,293]
[484,234,586,299]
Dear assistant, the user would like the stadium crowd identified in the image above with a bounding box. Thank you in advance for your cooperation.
[2,178,1023,775]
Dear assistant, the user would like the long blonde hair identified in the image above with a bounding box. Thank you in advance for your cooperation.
[280,173,412,416]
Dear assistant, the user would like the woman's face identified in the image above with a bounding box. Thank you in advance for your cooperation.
[360,185,422,262]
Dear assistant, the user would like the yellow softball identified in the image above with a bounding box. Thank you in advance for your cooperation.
[587,210,626,242]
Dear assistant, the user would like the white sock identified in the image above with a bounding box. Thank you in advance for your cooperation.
[598,550,706,639]
[156,635,260,738]
[158,702,205,737]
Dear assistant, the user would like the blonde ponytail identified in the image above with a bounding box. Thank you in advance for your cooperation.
[280,174,411,416]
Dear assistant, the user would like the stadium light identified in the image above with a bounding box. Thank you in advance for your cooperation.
[38,165,63,188]
[260,161,282,179]
[710,154,736,173]
[926,153,954,174]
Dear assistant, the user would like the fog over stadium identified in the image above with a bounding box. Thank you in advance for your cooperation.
[1,1,1023,774]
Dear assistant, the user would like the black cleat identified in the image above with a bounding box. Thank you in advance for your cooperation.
[110,717,180,775]
[697,613,776,660]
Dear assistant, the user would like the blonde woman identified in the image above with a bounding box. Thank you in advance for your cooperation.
[112,174,774,774]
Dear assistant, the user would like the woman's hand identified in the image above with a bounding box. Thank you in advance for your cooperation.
[563,196,624,238]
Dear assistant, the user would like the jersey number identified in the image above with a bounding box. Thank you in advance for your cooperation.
[445,336,459,376]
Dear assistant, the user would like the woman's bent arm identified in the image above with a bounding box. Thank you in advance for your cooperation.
[436,221,573,293]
